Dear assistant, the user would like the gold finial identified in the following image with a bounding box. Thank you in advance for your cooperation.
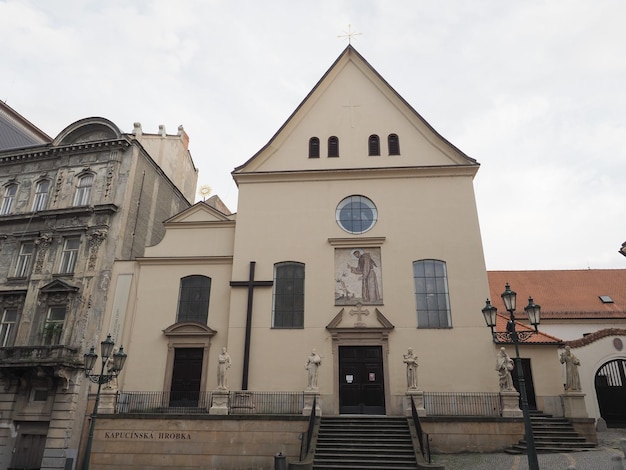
[198,185,212,201]
[338,24,362,44]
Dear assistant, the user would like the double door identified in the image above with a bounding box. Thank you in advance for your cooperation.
[339,345,385,414]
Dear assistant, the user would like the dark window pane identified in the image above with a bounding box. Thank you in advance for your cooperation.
[177,275,211,323]
[413,260,451,329]
[273,262,304,328]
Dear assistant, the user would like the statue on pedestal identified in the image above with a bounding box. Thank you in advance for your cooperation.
[496,347,515,391]
[305,349,322,390]
[217,347,231,390]
[560,346,581,391]
[403,348,419,390]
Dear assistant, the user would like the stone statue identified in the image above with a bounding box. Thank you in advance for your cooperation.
[560,346,581,391]
[496,347,515,391]
[403,348,419,390]
[217,347,231,390]
[305,349,322,390]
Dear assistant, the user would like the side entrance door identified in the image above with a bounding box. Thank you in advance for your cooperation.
[9,422,48,470]
[169,347,203,407]
[511,358,537,410]
[339,345,385,414]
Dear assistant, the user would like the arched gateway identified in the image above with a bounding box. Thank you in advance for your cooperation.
[595,359,626,427]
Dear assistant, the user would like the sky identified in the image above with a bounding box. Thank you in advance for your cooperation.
[1,0,625,271]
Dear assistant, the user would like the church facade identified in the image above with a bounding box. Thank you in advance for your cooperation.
[97,46,573,467]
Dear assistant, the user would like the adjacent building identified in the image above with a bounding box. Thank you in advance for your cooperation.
[488,269,626,427]
[0,106,197,470]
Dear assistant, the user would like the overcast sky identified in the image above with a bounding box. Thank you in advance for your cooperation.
[2,0,625,271]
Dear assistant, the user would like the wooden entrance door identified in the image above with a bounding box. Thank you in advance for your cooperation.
[511,358,537,410]
[339,346,385,414]
[169,348,203,407]
[595,359,626,427]
[9,431,46,470]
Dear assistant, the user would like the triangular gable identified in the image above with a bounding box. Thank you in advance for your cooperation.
[233,45,477,178]
[164,201,233,225]
[40,279,80,294]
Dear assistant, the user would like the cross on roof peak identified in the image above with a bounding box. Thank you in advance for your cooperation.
[338,24,363,44]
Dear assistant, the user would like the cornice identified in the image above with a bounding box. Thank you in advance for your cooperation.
[0,138,131,164]
[232,165,478,185]
[328,237,386,247]
[136,256,234,266]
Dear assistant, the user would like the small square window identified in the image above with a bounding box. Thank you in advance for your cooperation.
[599,295,614,303]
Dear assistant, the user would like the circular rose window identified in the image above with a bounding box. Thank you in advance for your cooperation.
[336,195,378,234]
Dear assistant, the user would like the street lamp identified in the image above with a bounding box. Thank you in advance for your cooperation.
[619,241,626,258]
[82,334,127,470]
[482,283,541,470]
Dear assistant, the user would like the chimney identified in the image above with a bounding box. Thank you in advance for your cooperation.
[178,125,189,150]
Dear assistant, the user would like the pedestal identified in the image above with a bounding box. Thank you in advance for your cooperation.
[99,388,117,414]
[404,390,425,416]
[500,390,522,418]
[303,390,321,416]
[561,391,588,418]
[209,390,229,415]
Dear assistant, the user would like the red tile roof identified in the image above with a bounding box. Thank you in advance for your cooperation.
[487,269,626,320]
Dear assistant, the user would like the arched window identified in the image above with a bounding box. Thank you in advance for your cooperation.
[73,174,94,206]
[32,180,50,211]
[368,135,380,156]
[177,275,211,324]
[273,262,305,328]
[1,184,17,215]
[388,134,400,155]
[328,136,339,158]
[309,137,320,158]
[413,259,451,328]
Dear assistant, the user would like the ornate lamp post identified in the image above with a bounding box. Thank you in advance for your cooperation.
[82,334,127,470]
[482,283,541,470]
[619,241,626,258]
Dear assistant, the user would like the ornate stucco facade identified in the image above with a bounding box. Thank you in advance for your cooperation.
[0,116,197,470]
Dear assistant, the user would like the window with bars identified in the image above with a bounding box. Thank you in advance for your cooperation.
[368,135,380,156]
[0,308,18,347]
[272,262,304,328]
[177,275,211,323]
[59,237,80,274]
[73,174,94,206]
[32,180,50,211]
[309,137,320,158]
[14,241,34,278]
[328,136,339,158]
[388,134,400,155]
[1,184,17,215]
[413,259,451,328]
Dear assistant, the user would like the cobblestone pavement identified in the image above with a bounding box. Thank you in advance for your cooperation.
[428,429,626,470]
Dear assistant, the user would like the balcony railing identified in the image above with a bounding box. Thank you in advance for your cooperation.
[424,392,502,416]
[0,345,81,367]
[116,391,305,415]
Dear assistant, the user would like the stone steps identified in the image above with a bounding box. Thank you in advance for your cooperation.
[505,411,596,454]
[312,416,418,470]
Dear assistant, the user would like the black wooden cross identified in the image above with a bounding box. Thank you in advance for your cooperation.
[230,261,273,390]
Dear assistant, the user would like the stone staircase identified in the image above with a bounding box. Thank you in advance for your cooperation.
[312,416,418,469]
[506,411,596,454]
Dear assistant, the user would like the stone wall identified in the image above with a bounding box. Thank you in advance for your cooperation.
[421,417,525,453]
[88,415,308,469]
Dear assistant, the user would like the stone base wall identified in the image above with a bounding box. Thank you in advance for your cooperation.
[421,417,525,453]
[89,415,309,469]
